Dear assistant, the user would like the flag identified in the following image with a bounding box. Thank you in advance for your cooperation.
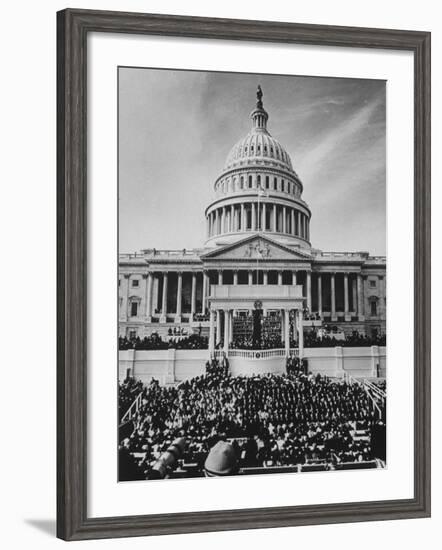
[257,183,268,197]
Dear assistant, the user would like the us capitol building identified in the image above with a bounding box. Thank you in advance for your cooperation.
[119,88,386,357]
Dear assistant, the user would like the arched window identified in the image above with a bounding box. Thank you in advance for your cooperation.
[265,176,269,189]
[240,176,244,189]
[257,175,261,187]
[264,145,268,154]
[248,175,253,188]
[257,144,261,154]
[273,177,277,190]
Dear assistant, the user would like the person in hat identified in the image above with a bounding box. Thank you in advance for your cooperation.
[204,440,239,477]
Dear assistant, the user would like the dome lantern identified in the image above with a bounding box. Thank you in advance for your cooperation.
[250,85,269,132]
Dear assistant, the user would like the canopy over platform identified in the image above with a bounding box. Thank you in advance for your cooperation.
[208,284,305,358]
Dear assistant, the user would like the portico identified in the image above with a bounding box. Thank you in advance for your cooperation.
[208,284,304,358]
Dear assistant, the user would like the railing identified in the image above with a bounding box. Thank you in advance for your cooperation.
[121,392,143,424]
[224,348,299,359]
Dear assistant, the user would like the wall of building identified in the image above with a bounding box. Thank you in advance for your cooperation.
[119,346,386,384]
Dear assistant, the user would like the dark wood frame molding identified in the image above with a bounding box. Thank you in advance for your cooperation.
[57,8,431,541]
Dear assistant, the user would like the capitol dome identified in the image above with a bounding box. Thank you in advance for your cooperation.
[224,125,294,173]
[204,87,311,250]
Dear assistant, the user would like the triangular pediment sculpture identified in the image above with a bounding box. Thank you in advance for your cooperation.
[202,234,312,261]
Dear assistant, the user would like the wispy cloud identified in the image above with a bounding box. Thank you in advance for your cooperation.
[296,94,384,184]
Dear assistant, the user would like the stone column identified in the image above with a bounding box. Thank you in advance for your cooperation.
[215,310,222,345]
[188,273,195,320]
[218,269,223,285]
[273,204,277,232]
[291,209,295,235]
[263,270,268,285]
[297,309,304,357]
[262,203,266,231]
[233,270,238,285]
[351,277,357,314]
[251,202,256,231]
[241,203,245,231]
[221,207,226,233]
[248,270,253,285]
[215,209,219,235]
[357,274,365,321]
[201,271,208,314]
[230,205,234,232]
[223,309,230,355]
[208,308,215,358]
[282,206,287,233]
[306,271,312,311]
[120,274,130,321]
[317,274,322,316]
[378,275,386,319]
[278,271,283,285]
[175,271,182,322]
[284,309,290,356]
[160,272,168,323]
[344,272,350,320]
[145,272,153,321]
[331,272,337,321]
[229,311,234,344]
[297,212,301,236]
[292,271,297,285]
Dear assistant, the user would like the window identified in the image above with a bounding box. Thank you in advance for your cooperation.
[130,301,138,317]
[370,280,377,288]
[265,176,269,189]
[129,330,137,339]
[248,175,253,188]
[273,177,277,190]
[257,175,261,187]
[240,176,244,188]
[132,279,139,287]
[370,300,377,316]
[257,144,261,154]
[118,279,121,286]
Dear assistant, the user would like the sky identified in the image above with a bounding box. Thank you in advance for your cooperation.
[119,67,386,255]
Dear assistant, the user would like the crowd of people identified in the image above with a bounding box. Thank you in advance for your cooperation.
[119,360,386,480]
[304,330,386,348]
[119,330,385,352]
[119,333,208,351]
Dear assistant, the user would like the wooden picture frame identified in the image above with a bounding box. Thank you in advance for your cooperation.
[57,8,431,541]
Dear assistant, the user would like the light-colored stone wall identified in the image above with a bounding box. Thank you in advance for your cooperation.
[119,346,386,385]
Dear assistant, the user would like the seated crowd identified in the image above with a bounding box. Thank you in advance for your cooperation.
[119,333,208,351]
[119,330,385,352]
[119,362,385,480]
[304,330,386,348]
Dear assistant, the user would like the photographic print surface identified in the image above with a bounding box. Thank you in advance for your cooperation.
[118,67,387,482]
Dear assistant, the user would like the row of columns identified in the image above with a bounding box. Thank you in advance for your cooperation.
[208,308,304,358]
[207,202,310,240]
[120,270,377,323]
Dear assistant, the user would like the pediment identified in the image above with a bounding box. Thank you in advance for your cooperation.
[202,235,311,262]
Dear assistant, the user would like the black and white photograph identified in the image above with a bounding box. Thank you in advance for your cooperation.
[117,67,387,482]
